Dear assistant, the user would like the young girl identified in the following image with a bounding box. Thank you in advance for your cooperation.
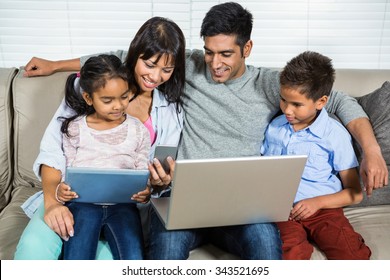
[15,17,185,260]
[60,54,150,260]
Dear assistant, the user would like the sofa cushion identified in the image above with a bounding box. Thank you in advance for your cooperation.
[0,68,18,212]
[0,186,38,259]
[12,70,71,190]
[356,81,390,166]
[354,81,390,206]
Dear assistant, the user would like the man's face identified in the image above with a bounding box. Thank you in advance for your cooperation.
[203,34,252,83]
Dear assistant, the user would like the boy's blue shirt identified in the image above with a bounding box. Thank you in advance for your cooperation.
[261,108,359,203]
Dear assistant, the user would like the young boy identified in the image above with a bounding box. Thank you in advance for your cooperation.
[261,51,371,260]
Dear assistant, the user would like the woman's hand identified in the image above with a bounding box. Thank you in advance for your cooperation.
[132,186,151,203]
[148,156,175,189]
[43,202,74,241]
[56,182,78,203]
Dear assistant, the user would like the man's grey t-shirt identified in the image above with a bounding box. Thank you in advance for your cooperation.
[178,49,365,160]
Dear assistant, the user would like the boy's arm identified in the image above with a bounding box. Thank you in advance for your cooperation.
[290,168,363,221]
[317,168,363,209]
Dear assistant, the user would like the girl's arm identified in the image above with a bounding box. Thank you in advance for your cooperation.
[290,168,363,221]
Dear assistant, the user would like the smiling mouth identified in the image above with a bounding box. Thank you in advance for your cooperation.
[213,67,229,77]
[143,77,157,86]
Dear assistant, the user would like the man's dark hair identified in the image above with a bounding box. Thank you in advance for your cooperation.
[280,51,335,101]
[200,2,253,55]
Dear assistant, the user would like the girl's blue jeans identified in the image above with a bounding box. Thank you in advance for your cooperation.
[63,202,143,260]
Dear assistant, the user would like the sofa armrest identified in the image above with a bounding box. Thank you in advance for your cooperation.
[0,67,18,212]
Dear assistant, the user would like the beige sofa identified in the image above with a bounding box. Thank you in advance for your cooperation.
[0,67,389,260]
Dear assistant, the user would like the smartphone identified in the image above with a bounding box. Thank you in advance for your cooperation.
[153,145,178,173]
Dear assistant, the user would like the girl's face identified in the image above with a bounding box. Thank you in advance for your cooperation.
[134,53,175,94]
[83,78,130,123]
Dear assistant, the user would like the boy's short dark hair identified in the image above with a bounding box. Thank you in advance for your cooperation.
[200,2,253,55]
[280,51,335,101]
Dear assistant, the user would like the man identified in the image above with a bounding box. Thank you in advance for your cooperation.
[24,2,387,259]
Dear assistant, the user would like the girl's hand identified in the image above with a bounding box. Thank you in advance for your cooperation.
[132,186,151,203]
[148,156,175,188]
[56,182,78,203]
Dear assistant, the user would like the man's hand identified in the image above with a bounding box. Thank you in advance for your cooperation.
[23,57,57,77]
[43,203,74,241]
[360,148,388,197]
[23,57,81,77]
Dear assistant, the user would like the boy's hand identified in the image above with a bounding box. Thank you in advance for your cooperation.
[56,182,78,203]
[290,198,320,221]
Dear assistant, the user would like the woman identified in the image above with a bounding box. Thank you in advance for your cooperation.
[14,16,185,260]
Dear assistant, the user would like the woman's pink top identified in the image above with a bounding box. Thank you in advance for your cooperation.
[144,116,157,145]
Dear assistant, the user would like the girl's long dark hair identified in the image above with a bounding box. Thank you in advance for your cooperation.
[125,17,185,113]
[59,54,129,136]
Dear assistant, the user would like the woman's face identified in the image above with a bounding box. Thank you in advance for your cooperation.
[134,53,175,94]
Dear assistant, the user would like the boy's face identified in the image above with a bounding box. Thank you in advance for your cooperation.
[203,34,252,83]
[280,86,327,131]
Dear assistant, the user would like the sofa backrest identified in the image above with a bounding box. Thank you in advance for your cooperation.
[334,69,390,97]
[11,69,73,190]
[0,68,18,211]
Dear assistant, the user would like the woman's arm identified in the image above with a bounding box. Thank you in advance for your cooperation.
[41,165,74,241]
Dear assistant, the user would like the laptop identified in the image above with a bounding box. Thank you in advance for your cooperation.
[65,167,150,204]
[151,155,307,230]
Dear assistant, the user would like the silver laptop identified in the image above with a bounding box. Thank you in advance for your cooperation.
[151,155,307,230]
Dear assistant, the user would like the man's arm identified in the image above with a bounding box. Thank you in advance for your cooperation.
[24,57,81,77]
[24,50,129,77]
[346,118,388,196]
[326,90,388,196]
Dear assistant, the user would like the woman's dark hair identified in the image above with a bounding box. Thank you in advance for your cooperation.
[124,16,185,112]
[60,54,129,136]
[200,2,253,56]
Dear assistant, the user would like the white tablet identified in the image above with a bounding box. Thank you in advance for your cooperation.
[65,167,150,203]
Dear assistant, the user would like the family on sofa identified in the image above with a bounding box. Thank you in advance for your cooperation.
[11,2,389,260]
